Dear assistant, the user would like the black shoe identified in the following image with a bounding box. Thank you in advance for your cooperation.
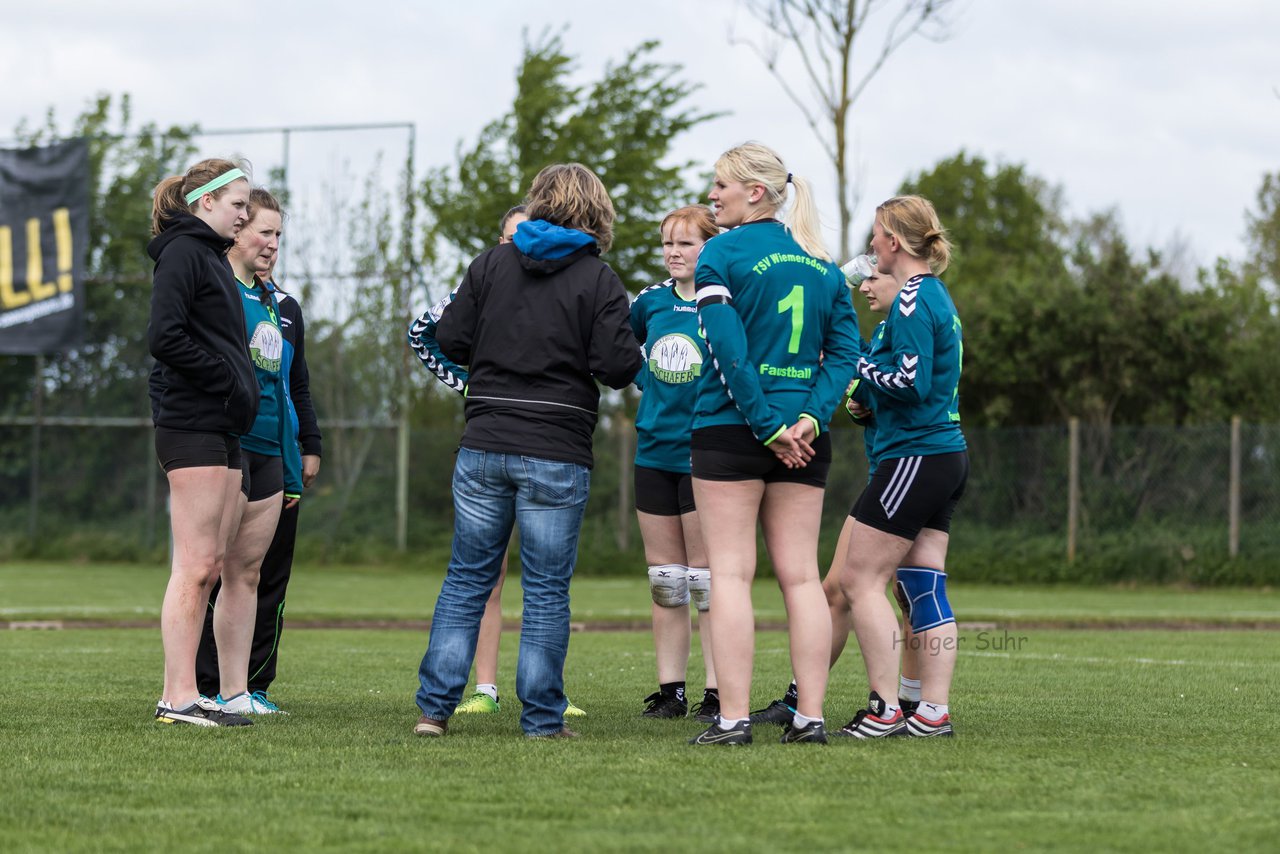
[689,718,752,746]
[155,697,252,728]
[900,698,921,719]
[780,720,828,744]
[748,698,795,727]
[690,693,721,723]
[641,691,688,719]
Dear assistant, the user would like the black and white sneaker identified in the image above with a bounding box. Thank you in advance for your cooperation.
[641,691,688,719]
[690,692,721,723]
[689,718,752,746]
[906,711,954,738]
[155,696,253,727]
[832,692,906,739]
[748,698,795,727]
[780,720,828,744]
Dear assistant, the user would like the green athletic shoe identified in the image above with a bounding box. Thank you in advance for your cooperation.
[455,691,500,714]
[564,698,587,717]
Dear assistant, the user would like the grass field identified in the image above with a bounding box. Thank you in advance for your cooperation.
[3,561,1279,626]
[2,562,1279,852]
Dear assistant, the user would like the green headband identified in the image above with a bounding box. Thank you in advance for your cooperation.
[184,168,246,205]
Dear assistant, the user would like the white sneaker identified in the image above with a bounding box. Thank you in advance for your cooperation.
[217,691,287,715]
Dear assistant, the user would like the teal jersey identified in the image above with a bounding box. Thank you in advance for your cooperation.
[852,274,966,460]
[237,278,287,457]
[630,279,704,473]
[693,221,860,442]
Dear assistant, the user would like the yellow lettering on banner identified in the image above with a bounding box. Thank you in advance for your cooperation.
[54,208,73,293]
[0,226,30,308]
[26,218,57,301]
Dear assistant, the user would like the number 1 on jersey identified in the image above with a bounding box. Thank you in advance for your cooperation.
[777,285,804,354]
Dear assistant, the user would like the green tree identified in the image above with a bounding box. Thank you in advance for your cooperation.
[420,31,718,293]
[895,152,1275,429]
[1192,170,1280,422]
[1245,171,1280,287]
[895,152,1070,425]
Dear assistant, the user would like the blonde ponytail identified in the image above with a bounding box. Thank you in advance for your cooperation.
[715,141,831,262]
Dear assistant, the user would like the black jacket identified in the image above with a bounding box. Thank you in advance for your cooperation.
[277,290,322,458]
[437,232,642,469]
[147,214,258,435]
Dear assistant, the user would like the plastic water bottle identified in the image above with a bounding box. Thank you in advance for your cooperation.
[841,254,877,288]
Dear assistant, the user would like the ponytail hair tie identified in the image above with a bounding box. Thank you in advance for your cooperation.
[786,172,794,184]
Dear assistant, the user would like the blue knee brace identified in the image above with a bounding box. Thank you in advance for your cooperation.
[894,567,954,632]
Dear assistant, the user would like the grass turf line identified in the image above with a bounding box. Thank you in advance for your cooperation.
[3,561,1279,626]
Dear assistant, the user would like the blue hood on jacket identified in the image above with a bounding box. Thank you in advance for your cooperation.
[512,219,596,260]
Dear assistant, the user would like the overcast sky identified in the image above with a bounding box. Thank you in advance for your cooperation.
[4,0,1278,276]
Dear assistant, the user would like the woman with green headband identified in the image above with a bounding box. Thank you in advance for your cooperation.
[148,158,259,728]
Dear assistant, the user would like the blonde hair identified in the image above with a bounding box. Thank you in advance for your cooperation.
[875,195,952,274]
[714,141,830,261]
[660,205,718,242]
[151,158,250,236]
[525,163,615,253]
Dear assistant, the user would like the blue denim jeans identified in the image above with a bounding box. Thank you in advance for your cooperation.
[416,448,591,735]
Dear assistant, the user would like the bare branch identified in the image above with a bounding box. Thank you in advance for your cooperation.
[729,14,838,162]
[735,0,959,257]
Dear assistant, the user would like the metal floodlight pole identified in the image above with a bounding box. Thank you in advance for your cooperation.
[396,124,417,553]
[199,120,419,551]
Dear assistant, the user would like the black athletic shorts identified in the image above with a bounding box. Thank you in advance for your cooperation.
[242,450,284,502]
[690,424,832,488]
[155,427,242,473]
[851,451,968,540]
[634,465,696,516]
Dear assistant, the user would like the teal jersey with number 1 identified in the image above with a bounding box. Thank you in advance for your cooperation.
[693,220,860,442]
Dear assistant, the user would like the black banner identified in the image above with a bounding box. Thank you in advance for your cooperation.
[0,139,89,354]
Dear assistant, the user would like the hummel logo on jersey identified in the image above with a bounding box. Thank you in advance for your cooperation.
[902,355,918,382]
[898,283,919,317]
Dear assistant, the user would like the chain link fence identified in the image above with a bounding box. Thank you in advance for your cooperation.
[2,416,1278,583]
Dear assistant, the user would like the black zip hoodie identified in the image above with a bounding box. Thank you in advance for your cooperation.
[436,221,642,469]
[147,213,259,435]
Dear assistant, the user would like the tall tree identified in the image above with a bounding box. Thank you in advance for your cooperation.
[1245,171,1280,288]
[734,0,955,260]
[897,152,1280,428]
[897,152,1069,425]
[420,31,718,294]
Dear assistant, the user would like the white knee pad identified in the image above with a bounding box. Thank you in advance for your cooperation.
[648,565,689,607]
[687,568,711,612]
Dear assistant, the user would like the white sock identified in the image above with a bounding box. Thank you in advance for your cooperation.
[792,712,822,728]
[919,701,949,719]
[476,683,498,701]
[883,702,901,719]
[899,676,922,703]
[718,716,747,728]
